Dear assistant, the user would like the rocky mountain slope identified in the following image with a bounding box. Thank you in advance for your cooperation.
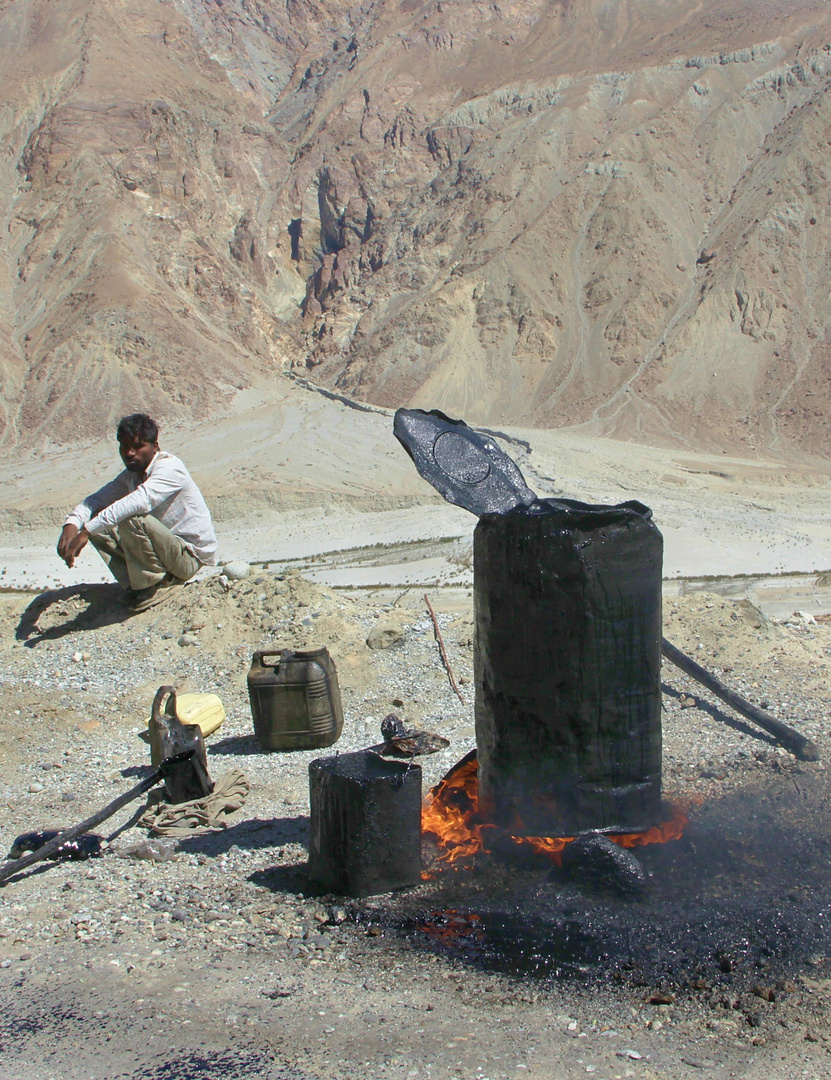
[2,0,831,456]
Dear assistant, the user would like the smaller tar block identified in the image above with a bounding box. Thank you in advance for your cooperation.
[308,751,422,898]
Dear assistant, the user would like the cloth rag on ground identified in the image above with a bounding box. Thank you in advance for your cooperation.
[138,769,250,836]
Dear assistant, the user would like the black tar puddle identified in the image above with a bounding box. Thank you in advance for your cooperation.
[353,769,831,994]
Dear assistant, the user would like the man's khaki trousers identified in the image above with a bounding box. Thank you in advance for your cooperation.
[88,514,200,591]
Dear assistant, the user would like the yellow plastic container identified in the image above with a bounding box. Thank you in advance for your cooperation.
[145,692,225,740]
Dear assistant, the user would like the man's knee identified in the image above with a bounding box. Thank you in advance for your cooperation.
[118,514,198,581]
[119,514,177,553]
[88,527,120,555]
[118,514,151,539]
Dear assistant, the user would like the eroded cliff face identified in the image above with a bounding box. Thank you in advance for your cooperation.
[1,0,830,454]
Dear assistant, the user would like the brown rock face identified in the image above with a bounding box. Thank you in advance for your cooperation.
[2,0,831,454]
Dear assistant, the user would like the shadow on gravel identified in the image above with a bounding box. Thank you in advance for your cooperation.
[209,733,263,756]
[15,583,133,645]
[121,763,154,778]
[0,857,64,889]
[176,816,310,857]
[661,680,777,747]
[105,802,147,842]
[248,862,311,896]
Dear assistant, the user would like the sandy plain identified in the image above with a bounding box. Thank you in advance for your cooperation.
[2,379,830,600]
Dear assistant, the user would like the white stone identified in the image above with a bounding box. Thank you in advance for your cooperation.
[221,561,251,581]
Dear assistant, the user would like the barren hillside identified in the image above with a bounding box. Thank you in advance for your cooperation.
[2,0,831,456]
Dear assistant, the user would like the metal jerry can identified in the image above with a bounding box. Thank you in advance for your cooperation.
[147,685,214,803]
[247,647,344,751]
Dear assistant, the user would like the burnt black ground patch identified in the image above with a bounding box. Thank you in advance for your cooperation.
[0,979,314,1080]
[116,1047,304,1080]
[355,769,831,996]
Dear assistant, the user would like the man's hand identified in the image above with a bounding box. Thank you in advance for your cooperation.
[57,524,89,568]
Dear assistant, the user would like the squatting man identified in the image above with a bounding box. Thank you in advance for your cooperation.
[57,413,218,612]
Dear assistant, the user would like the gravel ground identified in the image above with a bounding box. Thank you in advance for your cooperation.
[0,571,830,1080]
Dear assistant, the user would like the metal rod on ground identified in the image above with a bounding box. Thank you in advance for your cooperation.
[0,751,195,885]
[661,637,820,762]
[424,593,465,705]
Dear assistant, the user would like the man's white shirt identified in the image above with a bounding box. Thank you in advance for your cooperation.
[64,451,218,565]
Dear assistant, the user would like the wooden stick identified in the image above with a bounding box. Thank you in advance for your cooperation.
[0,752,194,885]
[661,637,820,762]
[424,593,465,705]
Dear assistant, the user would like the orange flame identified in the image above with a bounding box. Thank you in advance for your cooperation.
[421,754,489,863]
[422,755,688,867]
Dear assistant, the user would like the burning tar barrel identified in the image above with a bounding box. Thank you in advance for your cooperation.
[474,498,663,837]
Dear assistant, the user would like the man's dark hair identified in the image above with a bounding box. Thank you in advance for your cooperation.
[117,413,159,444]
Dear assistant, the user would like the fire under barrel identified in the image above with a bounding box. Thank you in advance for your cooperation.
[474,498,663,837]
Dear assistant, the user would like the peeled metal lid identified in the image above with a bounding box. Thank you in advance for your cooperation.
[393,408,537,517]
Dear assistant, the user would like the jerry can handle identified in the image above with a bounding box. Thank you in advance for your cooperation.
[255,649,293,668]
[151,685,177,722]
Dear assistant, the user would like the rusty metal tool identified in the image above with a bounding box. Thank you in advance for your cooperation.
[0,751,195,885]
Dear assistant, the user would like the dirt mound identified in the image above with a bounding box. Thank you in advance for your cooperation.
[7,567,376,690]
[664,591,831,704]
